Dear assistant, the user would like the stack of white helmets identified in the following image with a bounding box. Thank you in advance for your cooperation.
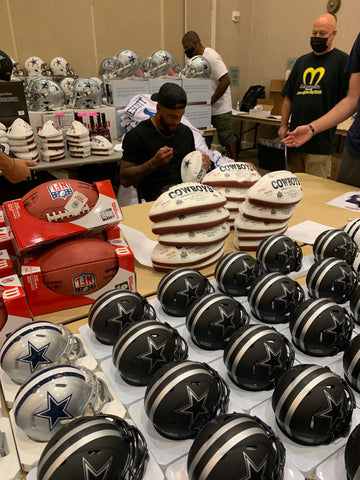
[6,118,39,162]
[66,120,91,158]
[38,120,66,162]
[234,170,303,251]
[90,135,114,156]
[149,182,230,271]
[201,161,261,229]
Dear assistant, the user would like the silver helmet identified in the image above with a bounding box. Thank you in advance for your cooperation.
[113,49,142,78]
[143,49,180,78]
[180,55,211,78]
[70,77,102,108]
[26,78,65,111]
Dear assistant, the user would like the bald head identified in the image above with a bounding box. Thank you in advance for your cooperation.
[182,31,204,57]
[311,13,337,54]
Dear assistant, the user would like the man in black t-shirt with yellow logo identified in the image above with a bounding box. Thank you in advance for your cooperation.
[279,13,349,178]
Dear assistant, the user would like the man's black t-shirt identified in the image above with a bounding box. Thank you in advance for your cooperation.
[122,119,195,201]
[282,48,349,154]
[345,33,360,158]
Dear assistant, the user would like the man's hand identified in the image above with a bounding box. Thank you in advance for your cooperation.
[1,156,37,184]
[282,126,313,148]
[152,146,174,168]
[201,153,211,171]
[278,125,288,140]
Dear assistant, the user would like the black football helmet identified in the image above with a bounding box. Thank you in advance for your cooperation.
[157,267,213,317]
[185,292,250,350]
[88,289,156,345]
[313,228,358,264]
[272,364,355,446]
[214,251,262,296]
[187,412,286,480]
[290,298,354,356]
[36,414,148,480]
[112,320,188,386]
[343,334,360,394]
[256,234,303,274]
[248,272,304,324]
[0,50,12,81]
[306,257,358,304]
[350,284,360,325]
[144,360,229,439]
[345,423,360,480]
[223,324,294,390]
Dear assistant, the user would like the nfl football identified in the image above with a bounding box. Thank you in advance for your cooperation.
[0,286,7,331]
[22,179,99,223]
[181,151,206,183]
[202,162,261,188]
[151,206,230,234]
[148,183,227,222]
[37,238,118,296]
[246,171,302,207]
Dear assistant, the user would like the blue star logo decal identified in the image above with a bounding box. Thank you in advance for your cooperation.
[35,392,73,430]
[184,159,192,168]
[82,457,113,480]
[18,341,52,373]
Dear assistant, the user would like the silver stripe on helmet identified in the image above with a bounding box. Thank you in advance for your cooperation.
[292,299,331,351]
[307,258,342,296]
[188,293,229,336]
[223,325,265,366]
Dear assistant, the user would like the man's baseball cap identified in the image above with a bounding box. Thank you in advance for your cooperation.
[151,82,187,109]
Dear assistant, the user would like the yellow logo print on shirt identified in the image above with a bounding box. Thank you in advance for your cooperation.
[303,67,325,85]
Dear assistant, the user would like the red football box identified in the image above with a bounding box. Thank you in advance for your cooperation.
[21,238,136,316]
[0,249,14,278]
[3,180,123,254]
[0,274,33,347]
[0,226,16,257]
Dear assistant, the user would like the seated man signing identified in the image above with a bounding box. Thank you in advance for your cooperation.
[120,82,211,202]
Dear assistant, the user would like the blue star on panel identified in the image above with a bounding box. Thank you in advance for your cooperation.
[18,341,52,373]
[31,58,38,66]
[35,392,73,430]
[184,159,192,168]
[82,457,113,480]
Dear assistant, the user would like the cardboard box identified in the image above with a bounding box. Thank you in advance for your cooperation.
[148,78,182,96]
[21,238,135,316]
[0,275,32,347]
[0,80,29,128]
[184,104,212,128]
[0,206,5,228]
[269,79,286,115]
[181,78,211,104]
[104,79,150,107]
[3,180,123,254]
[0,250,14,278]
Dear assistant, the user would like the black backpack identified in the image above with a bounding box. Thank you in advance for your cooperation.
[240,85,266,112]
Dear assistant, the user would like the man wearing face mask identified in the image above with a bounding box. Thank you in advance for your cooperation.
[278,13,349,177]
[182,31,237,160]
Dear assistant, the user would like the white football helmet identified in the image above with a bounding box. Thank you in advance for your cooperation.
[24,56,50,76]
[50,56,74,76]
[0,321,84,384]
[113,49,142,78]
[181,55,211,78]
[26,78,65,111]
[59,76,75,105]
[143,49,180,78]
[70,77,102,108]
[13,364,110,442]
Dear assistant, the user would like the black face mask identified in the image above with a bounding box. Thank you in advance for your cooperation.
[310,36,329,53]
[185,46,195,59]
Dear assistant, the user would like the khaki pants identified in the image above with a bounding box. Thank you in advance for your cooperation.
[287,152,331,178]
